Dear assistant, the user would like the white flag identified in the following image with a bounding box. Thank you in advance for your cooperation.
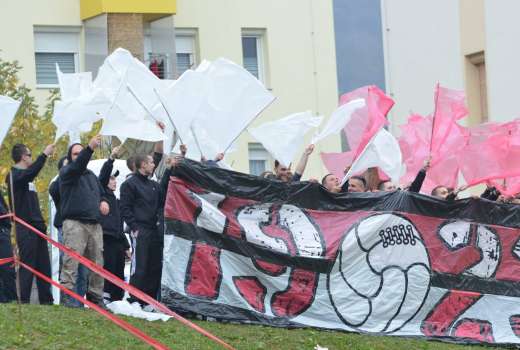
[311,98,365,144]
[0,95,21,145]
[157,58,275,159]
[53,64,109,141]
[249,111,322,167]
[94,48,166,142]
[342,128,402,185]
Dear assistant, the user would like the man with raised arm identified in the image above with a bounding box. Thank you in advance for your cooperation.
[6,143,55,304]
[59,135,108,308]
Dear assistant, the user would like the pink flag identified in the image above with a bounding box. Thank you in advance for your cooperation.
[430,85,468,160]
[321,86,394,178]
[461,119,520,195]
[399,110,468,193]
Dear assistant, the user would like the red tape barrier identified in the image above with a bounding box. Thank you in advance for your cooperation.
[12,216,235,350]
[0,257,14,266]
[17,259,171,350]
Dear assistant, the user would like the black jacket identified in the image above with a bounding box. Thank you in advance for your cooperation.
[0,195,11,231]
[120,172,162,232]
[409,169,426,193]
[59,146,104,223]
[98,159,124,241]
[6,154,47,226]
[49,179,63,229]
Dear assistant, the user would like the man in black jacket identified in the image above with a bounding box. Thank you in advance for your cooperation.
[120,153,162,304]
[59,135,108,308]
[0,194,16,303]
[6,143,55,304]
[99,147,130,302]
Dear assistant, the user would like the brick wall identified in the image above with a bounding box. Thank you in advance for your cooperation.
[107,13,144,61]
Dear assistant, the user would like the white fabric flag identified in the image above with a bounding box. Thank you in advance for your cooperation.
[191,58,275,159]
[94,48,166,142]
[249,111,322,167]
[342,128,402,185]
[0,95,21,145]
[311,98,365,144]
[53,65,109,142]
[157,58,275,159]
[155,69,209,155]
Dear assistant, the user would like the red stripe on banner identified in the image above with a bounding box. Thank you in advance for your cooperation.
[13,216,236,350]
[17,260,171,350]
[0,257,14,266]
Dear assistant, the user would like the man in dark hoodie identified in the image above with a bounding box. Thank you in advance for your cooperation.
[120,153,162,304]
[0,193,16,303]
[6,142,55,304]
[98,146,130,302]
[59,135,108,308]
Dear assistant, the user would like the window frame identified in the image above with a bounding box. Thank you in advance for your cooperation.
[175,28,199,77]
[241,29,267,84]
[248,142,271,176]
[33,26,81,89]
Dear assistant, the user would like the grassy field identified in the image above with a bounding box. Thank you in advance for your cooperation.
[0,304,504,350]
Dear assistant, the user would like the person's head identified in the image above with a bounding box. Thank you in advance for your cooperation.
[134,154,155,177]
[322,174,341,193]
[431,185,450,199]
[126,156,136,173]
[378,180,397,192]
[274,160,291,182]
[67,143,84,162]
[57,156,68,170]
[11,144,32,167]
[348,176,367,193]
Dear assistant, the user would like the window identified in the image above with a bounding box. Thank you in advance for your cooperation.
[33,26,80,87]
[248,143,270,176]
[241,29,267,83]
[175,29,198,77]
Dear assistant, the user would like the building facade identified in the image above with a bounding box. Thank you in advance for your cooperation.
[333,0,520,137]
[0,0,340,179]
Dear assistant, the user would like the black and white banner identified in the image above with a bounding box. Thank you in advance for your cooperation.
[161,161,520,345]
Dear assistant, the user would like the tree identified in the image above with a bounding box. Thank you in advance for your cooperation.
[0,57,65,222]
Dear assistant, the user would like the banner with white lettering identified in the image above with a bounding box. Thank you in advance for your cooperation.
[161,160,520,346]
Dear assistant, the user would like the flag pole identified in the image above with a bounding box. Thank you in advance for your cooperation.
[428,83,440,157]
[222,96,277,154]
[126,84,162,127]
[153,88,184,145]
[8,172,23,322]
[340,130,377,186]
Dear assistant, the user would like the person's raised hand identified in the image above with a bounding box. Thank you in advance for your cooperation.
[304,144,315,156]
[110,146,121,160]
[214,153,224,162]
[89,135,102,150]
[43,144,56,157]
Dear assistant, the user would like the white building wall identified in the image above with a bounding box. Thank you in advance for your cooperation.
[0,0,83,109]
[174,0,339,178]
[485,0,520,122]
[381,0,465,135]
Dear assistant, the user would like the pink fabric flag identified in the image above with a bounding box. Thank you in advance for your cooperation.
[399,111,468,193]
[321,86,394,178]
[430,85,468,161]
[461,119,520,195]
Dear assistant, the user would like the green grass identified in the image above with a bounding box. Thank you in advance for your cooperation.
[0,304,504,350]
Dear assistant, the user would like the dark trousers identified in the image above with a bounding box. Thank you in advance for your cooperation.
[129,227,163,304]
[0,227,16,303]
[103,235,126,302]
[17,224,53,304]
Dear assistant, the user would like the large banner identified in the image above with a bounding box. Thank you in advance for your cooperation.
[162,161,520,345]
